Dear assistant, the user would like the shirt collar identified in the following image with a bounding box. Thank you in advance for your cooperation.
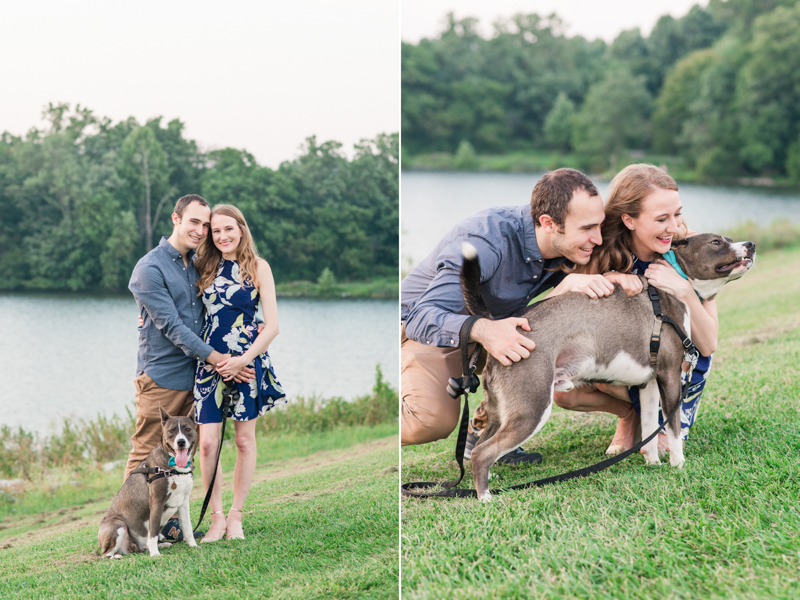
[521,208,569,268]
[159,236,196,261]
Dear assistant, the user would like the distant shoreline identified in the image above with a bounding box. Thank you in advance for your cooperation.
[402,151,800,189]
[0,276,399,300]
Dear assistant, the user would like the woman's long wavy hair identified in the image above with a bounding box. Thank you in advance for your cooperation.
[196,205,261,294]
[582,164,687,275]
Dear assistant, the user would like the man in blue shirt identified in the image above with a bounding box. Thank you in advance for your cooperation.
[125,195,253,481]
[401,169,615,462]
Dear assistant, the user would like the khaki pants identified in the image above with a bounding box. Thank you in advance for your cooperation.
[400,325,487,446]
[124,372,194,481]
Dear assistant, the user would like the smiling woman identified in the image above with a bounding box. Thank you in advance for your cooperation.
[192,203,285,543]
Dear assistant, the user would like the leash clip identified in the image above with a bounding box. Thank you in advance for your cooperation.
[446,373,481,399]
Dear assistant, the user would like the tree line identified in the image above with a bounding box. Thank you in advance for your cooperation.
[0,104,398,292]
[402,0,800,180]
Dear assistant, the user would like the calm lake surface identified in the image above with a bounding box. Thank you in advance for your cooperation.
[401,171,800,268]
[0,295,398,435]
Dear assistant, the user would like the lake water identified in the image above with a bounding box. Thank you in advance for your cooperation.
[401,171,800,268]
[0,295,398,435]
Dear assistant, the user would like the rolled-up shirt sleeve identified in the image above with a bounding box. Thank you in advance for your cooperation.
[404,236,501,347]
[130,263,214,361]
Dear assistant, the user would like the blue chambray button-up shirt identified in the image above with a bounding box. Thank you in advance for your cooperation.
[401,205,570,347]
[129,236,214,391]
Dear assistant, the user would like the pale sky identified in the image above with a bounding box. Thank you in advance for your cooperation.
[402,0,711,44]
[0,0,400,168]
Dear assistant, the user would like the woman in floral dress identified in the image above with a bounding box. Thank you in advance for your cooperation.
[193,204,285,542]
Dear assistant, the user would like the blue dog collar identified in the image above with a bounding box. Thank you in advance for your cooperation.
[661,250,688,279]
[169,456,192,471]
[661,250,703,300]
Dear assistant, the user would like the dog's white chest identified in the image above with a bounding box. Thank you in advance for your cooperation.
[570,351,653,388]
[164,474,193,509]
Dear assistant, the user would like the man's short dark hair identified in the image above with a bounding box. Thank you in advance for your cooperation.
[530,168,599,228]
[174,194,209,218]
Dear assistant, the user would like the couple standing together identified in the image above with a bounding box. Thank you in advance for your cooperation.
[401,165,717,461]
[124,194,286,542]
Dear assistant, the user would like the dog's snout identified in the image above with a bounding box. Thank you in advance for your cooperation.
[177,439,187,448]
[744,241,755,254]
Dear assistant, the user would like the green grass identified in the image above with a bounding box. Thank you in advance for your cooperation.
[0,423,396,522]
[401,245,800,599]
[0,367,398,519]
[0,429,399,600]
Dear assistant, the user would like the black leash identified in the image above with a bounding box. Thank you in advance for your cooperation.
[193,378,240,532]
[440,315,483,490]
[401,287,699,499]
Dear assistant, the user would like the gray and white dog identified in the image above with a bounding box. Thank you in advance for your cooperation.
[462,233,755,501]
[98,407,198,557]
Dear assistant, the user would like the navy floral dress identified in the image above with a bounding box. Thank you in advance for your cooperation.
[194,259,286,424]
[627,254,711,440]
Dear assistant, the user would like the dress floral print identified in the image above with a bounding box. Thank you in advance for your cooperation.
[194,259,286,423]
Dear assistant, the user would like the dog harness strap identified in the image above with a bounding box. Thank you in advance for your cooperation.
[647,286,663,369]
[650,317,662,369]
[130,465,188,484]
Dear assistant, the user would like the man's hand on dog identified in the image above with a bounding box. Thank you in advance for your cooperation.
[602,272,643,297]
[470,317,536,366]
[552,274,616,300]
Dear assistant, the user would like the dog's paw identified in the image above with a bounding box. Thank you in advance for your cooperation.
[112,553,123,560]
[670,455,685,468]
[553,379,574,392]
[605,444,628,456]
[644,455,662,466]
[157,542,173,549]
[478,491,492,503]
[186,539,198,548]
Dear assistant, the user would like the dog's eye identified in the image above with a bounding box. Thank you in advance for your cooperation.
[711,239,720,245]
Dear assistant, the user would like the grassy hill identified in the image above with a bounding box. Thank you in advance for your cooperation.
[0,426,399,599]
[401,245,800,599]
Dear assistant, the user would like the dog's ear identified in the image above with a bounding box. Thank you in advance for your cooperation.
[189,407,197,424]
[671,238,689,248]
[160,405,170,424]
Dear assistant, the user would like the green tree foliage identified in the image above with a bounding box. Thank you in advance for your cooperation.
[402,2,800,181]
[0,106,398,292]
[735,4,800,174]
[543,92,576,152]
[453,140,478,169]
[679,35,749,178]
[572,69,652,172]
[652,48,717,154]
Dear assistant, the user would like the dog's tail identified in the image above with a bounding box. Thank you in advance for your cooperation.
[460,242,492,319]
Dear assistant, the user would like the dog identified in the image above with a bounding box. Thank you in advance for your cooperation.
[98,407,197,557]
[462,233,755,501]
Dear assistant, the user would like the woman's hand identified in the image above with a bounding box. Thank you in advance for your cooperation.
[552,274,615,300]
[216,355,250,381]
[643,260,694,300]
[602,272,643,297]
